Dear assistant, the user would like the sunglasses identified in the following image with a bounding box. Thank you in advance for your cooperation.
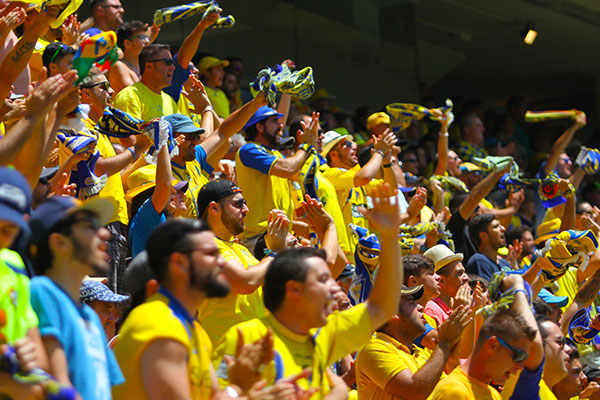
[131,34,149,42]
[148,58,176,66]
[489,336,528,363]
[81,81,110,91]
[231,199,247,209]
[545,336,566,348]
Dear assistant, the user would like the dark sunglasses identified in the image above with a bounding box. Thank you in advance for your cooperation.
[81,81,110,91]
[489,336,528,363]
[545,336,566,348]
[231,199,247,209]
[148,58,176,66]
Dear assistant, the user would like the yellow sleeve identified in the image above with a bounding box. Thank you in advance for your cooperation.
[322,167,357,190]
[316,303,373,365]
[113,87,143,120]
[356,340,411,390]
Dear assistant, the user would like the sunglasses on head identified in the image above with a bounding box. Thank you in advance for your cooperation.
[488,336,528,363]
[148,58,175,66]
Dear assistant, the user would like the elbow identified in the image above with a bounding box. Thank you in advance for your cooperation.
[354,176,370,187]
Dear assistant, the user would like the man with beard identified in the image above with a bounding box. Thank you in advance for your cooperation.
[236,106,315,249]
[28,196,124,399]
[215,183,405,398]
[113,219,230,399]
[195,179,287,338]
[466,214,512,281]
[355,285,471,400]
[167,92,269,219]
[89,0,124,33]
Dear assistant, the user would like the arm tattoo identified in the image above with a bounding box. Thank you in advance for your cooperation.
[11,41,35,63]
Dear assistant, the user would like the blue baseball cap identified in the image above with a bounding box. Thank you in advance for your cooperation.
[80,280,130,303]
[164,114,205,135]
[0,167,31,234]
[538,288,568,308]
[242,106,284,131]
[29,196,113,247]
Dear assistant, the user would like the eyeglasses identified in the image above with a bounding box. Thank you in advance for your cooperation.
[545,336,566,348]
[101,4,123,10]
[148,58,175,66]
[183,132,201,142]
[231,199,247,209]
[488,336,528,363]
[81,81,110,92]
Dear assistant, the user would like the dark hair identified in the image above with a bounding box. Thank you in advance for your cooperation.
[90,0,108,14]
[253,233,268,260]
[263,247,326,312]
[42,42,75,70]
[467,273,488,291]
[460,113,481,132]
[131,187,155,220]
[288,115,307,141]
[244,122,263,142]
[449,192,469,215]
[476,308,537,350]
[29,210,95,276]
[506,225,532,246]
[565,338,580,360]
[469,213,496,248]
[146,219,211,283]
[358,145,373,167]
[533,298,552,318]
[139,43,170,75]
[116,20,146,50]
[403,254,434,285]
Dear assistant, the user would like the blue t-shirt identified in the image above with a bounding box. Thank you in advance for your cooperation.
[466,252,512,281]
[163,53,191,103]
[509,357,544,400]
[129,198,167,257]
[30,276,124,399]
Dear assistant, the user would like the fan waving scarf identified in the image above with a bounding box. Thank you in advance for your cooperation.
[153,0,235,28]
[498,173,575,208]
[525,109,585,123]
[13,0,83,29]
[386,98,453,133]
[250,63,315,107]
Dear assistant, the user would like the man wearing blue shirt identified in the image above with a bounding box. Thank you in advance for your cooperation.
[466,213,512,281]
[28,196,124,399]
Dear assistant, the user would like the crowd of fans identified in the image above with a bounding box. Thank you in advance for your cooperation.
[3,0,600,399]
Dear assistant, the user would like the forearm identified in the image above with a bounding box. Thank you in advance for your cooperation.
[366,230,402,328]
[459,170,503,219]
[570,168,585,191]
[354,152,383,186]
[0,116,41,165]
[398,345,449,399]
[177,25,206,68]
[545,127,577,175]
[225,260,269,294]
[458,320,475,359]
[271,149,308,178]
[391,160,406,187]
[277,93,291,127]
[434,133,448,176]
[318,224,341,275]
[95,150,136,177]
[512,289,544,369]
[559,194,576,231]
[216,97,262,139]
[382,160,397,189]
[121,156,148,191]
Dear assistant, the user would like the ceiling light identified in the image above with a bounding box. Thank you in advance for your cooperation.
[521,20,537,45]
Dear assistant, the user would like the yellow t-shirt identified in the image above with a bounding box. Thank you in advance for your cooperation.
[197,238,265,340]
[321,164,382,253]
[113,290,213,400]
[235,143,294,239]
[296,153,351,255]
[430,365,501,400]
[205,86,230,118]
[171,152,211,219]
[214,303,373,398]
[177,95,203,128]
[539,378,558,400]
[355,331,427,400]
[112,81,178,121]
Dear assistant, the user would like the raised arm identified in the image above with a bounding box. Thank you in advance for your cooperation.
[458,167,509,220]
[176,10,220,69]
[150,144,173,214]
[434,115,452,176]
[544,113,586,176]
[362,183,403,329]
[354,129,395,187]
